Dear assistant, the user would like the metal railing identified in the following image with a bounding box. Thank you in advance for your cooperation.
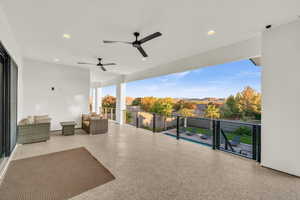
[122,110,261,162]
[100,107,116,120]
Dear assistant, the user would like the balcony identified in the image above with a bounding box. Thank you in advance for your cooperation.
[3,121,300,200]
[1,1,300,199]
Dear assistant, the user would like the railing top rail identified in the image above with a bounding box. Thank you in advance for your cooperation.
[124,109,261,126]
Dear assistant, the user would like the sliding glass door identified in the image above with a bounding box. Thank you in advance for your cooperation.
[0,54,4,163]
[0,43,18,166]
[10,61,18,153]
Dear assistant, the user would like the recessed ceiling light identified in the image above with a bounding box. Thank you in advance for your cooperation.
[142,57,147,61]
[54,58,59,62]
[207,30,216,36]
[63,34,71,39]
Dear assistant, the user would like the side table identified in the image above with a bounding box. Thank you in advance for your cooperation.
[60,121,77,136]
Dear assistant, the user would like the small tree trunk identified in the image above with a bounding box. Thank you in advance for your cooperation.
[209,117,213,130]
[184,117,187,128]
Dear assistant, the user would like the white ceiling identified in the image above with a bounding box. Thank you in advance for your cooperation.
[1,0,300,83]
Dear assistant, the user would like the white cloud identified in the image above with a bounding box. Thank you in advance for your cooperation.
[172,71,190,78]
[159,71,191,83]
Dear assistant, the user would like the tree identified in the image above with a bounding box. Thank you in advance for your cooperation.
[150,98,174,130]
[131,97,142,106]
[204,104,220,119]
[174,100,197,111]
[221,95,240,119]
[236,86,261,119]
[102,95,116,108]
[150,98,174,116]
[141,97,157,112]
[178,108,195,117]
[178,108,195,128]
[204,104,220,130]
[220,86,261,120]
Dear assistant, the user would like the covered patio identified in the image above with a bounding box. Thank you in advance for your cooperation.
[1,0,300,199]
[9,122,300,200]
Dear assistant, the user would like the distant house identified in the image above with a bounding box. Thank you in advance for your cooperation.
[194,104,207,117]
[126,105,141,112]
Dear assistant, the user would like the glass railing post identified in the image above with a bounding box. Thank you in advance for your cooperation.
[176,116,180,140]
[257,125,261,162]
[212,120,216,149]
[136,112,139,128]
[152,113,156,133]
[216,120,220,149]
[252,125,257,160]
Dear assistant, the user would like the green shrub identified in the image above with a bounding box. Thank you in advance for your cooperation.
[126,112,132,123]
[232,126,251,136]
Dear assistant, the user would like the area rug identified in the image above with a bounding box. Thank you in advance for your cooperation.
[0,147,115,200]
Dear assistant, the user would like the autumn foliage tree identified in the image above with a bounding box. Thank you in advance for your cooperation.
[178,108,195,128]
[236,86,261,118]
[150,98,174,116]
[140,97,157,112]
[174,100,197,111]
[102,95,116,108]
[150,98,174,130]
[204,104,220,119]
[220,86,261,120]
[131,97,142,106]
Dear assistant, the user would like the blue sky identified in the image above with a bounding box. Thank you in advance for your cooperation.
[102,59,261,98]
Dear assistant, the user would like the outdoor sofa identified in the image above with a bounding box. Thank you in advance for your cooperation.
[17,115,51,144]
[82,113,108,134]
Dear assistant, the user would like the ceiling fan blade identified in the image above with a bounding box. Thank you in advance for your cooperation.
[139,32,162,44]
[136,46,148,57]
[77,62,96,65]
[101,66,107,71]
[103,40,131,44]
[102,63,116,66]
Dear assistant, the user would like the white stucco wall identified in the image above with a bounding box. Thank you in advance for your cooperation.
[22,59,90,130]
[261,19,300,176]
[0,5,23,120]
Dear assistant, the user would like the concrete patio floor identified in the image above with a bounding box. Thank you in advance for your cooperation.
[10,122,300,200]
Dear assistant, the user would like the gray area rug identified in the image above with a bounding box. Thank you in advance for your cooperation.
[0,147,115,200]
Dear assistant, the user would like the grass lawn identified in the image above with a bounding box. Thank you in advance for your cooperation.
[186,127,252,145]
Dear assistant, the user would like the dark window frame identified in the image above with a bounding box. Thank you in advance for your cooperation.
[0,42,18,157]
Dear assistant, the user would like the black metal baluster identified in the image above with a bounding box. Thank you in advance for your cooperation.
[257,125,261,162]
[216,120,220,150]
[176,116,180,140]
[153,113,156,133]
[212,120,216,149]
[136,112,139,128]
[252,125,257,160]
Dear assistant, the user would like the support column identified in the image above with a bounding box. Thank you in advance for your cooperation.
[262,19,300,176]
[94,87,99,114]
[116,82,126,124]
[91,88,96,113]
[97,87,102,114]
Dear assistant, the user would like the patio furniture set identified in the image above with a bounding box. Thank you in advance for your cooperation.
[17,113,108,144]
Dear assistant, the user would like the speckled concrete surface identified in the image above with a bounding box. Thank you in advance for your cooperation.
[12,122,300,200]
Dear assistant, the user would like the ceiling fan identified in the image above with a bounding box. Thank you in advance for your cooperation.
[103,32,162,58]
[77,58,116,71]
